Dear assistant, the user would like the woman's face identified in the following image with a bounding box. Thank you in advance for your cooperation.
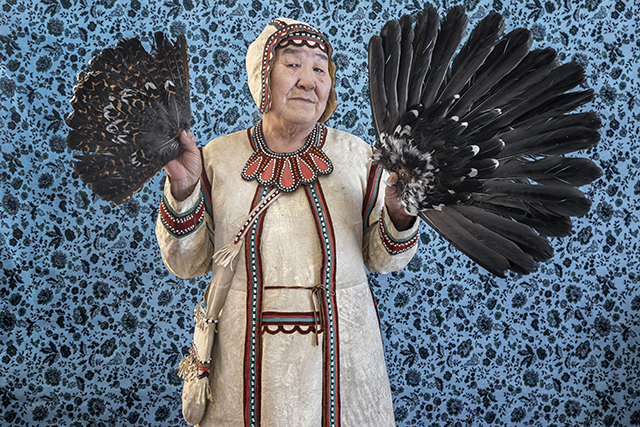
[266,44,331,129]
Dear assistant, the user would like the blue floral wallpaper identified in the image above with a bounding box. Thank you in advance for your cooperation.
[1,0,639,425]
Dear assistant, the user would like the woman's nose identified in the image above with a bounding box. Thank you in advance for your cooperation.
[296,66,316,91]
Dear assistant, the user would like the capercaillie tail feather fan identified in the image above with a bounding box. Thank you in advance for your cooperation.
[66,32,192,205]
[369,5,602,277]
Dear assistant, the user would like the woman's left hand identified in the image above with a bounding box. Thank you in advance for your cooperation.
[384,172,416,231]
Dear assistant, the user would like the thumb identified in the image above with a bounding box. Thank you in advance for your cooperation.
[386,171,398,186]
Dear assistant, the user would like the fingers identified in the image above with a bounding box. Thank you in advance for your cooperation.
[180,130,196,148]
[386,171,398,185]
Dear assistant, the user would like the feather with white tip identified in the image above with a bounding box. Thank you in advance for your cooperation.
[368,6,601,277]
[66,32,192,205]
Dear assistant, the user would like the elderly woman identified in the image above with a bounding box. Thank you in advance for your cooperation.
[156,18,419,427]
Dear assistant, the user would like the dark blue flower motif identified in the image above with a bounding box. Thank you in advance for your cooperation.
[127,411,140,423]
[121,198,140,218]
[407,255,422,271]
[405,368,421,386]
[2,194,20,215]
[104,222,121,241]
[47,18,64,36]
[631,295,640,311]
[603,414,616,426]
[476,314,493,335]
[73,306,88,325]
[154,405,171,421]
[447,284,465,302]
[593,315,611,337]
[510,406,526,422]
[32,405,49,421]
[3,410,17,423]
[446,398,464,416]
[394,405,409,422]
[394,291,409,308]
[212,49,231,67]
[429,308,444,327]
[37,288,54,304]
[547,309,561,328]
[158,289,173,306]
[576,341,591,360]
[88,397,106,416]
[51,250,67,269]
[334,53,350,70]
[484,411,496,423]
[530,23,545,41]
[511,292,527,308]
[523,369,539,387]
[577,226,593,244]
[224,106,240,126]
[38,172,54,189]
[457,339,473,358]
[36,56,53,72]
[566,285,583,303]
[599,84,618,106]
[93,281,111,299]
[75,191,90,209]
[44,367,61,386]
[0,310,16,332]
[121,312,138,334]
[0,76,16,98]
[100,338,117,358]
[564,399,582,418]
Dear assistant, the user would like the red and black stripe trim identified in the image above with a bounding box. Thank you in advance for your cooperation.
[378,208,419,255]
[304,182,340,427]
[262,311,324,335]
[362,164,383,231]
[243,186,270,427]
[159,191,206,238]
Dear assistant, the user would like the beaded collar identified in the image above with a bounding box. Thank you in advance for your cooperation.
[242,121,333,192]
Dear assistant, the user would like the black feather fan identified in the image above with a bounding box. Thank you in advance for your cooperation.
[66,32,192,205]
[369,6,602,277]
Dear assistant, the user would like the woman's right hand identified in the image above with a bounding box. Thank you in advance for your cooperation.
[164,130,202,201]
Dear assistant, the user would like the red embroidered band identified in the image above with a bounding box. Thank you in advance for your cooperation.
[378,208,419,255]
[159,189,206,238]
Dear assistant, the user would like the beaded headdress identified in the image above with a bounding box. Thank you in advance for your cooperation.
[246,18,337,123]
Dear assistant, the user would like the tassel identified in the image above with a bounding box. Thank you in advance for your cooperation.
[178,349,212,426]
[212,239,244,269]
[178,352,198,382]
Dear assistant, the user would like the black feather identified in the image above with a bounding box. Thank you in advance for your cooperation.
[66,32,192,206]
[369,6,602,276]
[407,7,439,108]
[420,6,468,107]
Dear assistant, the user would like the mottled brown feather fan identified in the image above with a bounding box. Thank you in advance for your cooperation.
[369,5,602,277]
[66,32,192,205]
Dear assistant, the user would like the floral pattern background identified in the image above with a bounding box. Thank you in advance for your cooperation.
[1,0,639,425]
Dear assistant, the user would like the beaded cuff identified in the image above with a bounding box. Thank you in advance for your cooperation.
[159,189,206,238]
[378,208,419,255]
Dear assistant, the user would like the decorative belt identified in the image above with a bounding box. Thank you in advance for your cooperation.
[263,284,334,346]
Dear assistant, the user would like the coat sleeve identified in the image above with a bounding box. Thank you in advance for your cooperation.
[155,163,215,279]
[361,164,420,275]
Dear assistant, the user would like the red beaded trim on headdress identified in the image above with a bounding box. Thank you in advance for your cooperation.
[260,20,330,114]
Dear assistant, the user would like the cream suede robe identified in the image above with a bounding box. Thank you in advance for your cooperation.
[156,125,419,427]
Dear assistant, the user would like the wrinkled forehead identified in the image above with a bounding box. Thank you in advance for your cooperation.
[275,44,330,64]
